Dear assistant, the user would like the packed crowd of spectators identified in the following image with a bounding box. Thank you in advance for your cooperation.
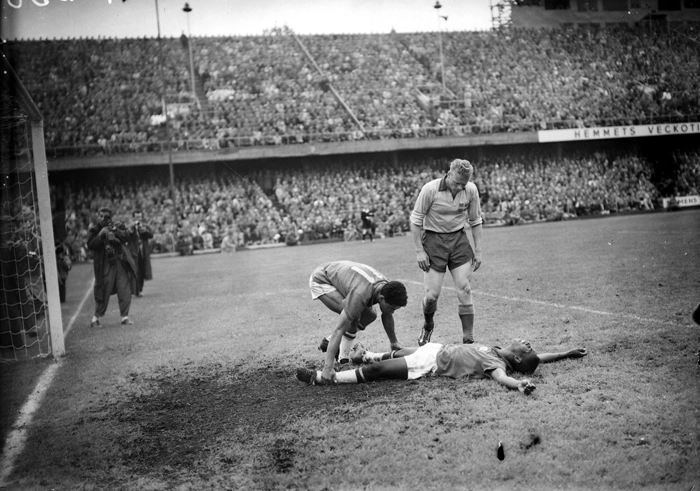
[47,148,699,261]
[5,24,698,154]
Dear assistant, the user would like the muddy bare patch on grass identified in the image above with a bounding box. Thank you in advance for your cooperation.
[99,359,407,481]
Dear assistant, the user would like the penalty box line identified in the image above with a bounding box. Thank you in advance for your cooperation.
[0,278,94,487]
[400,279,679,328]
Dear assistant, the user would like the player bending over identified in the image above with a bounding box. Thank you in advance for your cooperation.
[296,339,587,395]
[309,260,408,385]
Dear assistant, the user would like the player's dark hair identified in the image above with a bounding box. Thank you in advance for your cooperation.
[381,281,408,307]
[515,352,540,374]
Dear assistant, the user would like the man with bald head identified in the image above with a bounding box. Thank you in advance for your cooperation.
[410,159,483,346]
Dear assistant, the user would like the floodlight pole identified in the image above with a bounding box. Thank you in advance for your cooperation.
[154,0,175,194]
[183,3,197,105]
[434,1,446,95]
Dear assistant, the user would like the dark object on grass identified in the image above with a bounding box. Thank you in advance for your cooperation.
[521,433,541,450]
[692,302,700,326]
[497,441,505,461]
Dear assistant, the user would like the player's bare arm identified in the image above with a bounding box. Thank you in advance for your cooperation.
[488,368,536,395]
[410,222,430,272]
[322,312,354,383]
[470,223,483,272]
[537,348,588,364]
[380,312,402,351]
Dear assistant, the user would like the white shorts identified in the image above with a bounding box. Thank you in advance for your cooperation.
[309,270,337,299]
[403,343,442,380]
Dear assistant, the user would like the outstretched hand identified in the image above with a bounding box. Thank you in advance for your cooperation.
[567,348,588,358]
[518,380,536,395]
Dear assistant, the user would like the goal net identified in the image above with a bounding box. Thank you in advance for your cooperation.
[1,50,64,361]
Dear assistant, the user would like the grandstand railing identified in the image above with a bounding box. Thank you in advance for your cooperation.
[45,112,700,158]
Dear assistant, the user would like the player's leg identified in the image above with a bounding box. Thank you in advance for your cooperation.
[447,232,476,344]
[450,262,475,343]
[419,231,450,345]
[340,343,439,382]
[91,268,115,327]
[420,268,445,345]
[116,263,133,325]
[316,290,361,362]
[351,345,419,364]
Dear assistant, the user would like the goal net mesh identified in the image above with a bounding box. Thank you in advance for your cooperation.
[1,54,52,361]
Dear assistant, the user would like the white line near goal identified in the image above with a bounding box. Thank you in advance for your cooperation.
[400,279,680,328]
[0,278,94,487]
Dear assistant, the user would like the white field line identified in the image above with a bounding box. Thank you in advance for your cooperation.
[65,277,94,336]
[0,278,93,487]
[0,361,61,485]
[400,279,680,327]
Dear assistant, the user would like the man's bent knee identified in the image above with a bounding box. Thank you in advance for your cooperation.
[359,308,377,329]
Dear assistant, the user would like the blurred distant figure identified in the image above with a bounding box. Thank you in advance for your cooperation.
[360,208,375,242]
[220,228,237,253]
[128,210,153,297]
[55,241,72,303]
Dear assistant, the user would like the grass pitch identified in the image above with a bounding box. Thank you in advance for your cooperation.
[1,209,699,490]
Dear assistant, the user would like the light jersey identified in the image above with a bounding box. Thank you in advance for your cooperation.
[435,343,508,379]
[410,175,483,233]
[320,261,387,322]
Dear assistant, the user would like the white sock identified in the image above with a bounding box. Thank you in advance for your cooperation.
[92,316,98,322]
[365,350,386,363]
[339,333,357,359]
[335,370,359,384]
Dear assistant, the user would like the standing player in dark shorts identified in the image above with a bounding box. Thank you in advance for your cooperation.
[410,159,483,346]
[360,208,375,242]
[309,260,408,385]
[296,338,588,392]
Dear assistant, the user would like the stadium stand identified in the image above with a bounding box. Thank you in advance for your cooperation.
[3,23,698,259]
[4,24,698,154]
[47,146,699,258]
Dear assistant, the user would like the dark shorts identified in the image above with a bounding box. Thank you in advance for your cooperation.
[422,229,474,273]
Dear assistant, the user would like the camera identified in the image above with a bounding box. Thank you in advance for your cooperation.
[105,244,117,265]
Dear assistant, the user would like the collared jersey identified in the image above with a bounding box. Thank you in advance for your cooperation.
[435,343,507,379]
[320,260,387,322]
[410,175,483,233]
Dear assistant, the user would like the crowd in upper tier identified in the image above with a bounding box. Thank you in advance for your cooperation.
[45,148,698,259]
[4,24,698,154]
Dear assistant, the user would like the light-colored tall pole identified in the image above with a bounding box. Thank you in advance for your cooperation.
[154,0,175,194]
[183,3,197,104]
[434,1,446,95]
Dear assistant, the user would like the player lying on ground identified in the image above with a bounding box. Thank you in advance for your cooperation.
[296,339,587,395]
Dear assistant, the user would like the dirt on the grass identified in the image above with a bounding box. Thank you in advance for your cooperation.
[93,359,406,486]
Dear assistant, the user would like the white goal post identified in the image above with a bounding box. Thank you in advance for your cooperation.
[1,50,65,360]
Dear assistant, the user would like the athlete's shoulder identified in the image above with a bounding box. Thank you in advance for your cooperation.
[466,181,480,194]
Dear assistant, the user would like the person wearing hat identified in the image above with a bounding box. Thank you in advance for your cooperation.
[410,158,483,347]
[87,207,137,327]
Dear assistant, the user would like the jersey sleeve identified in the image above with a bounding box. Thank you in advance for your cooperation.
[410,182,435,227]
[466,182,483,228]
